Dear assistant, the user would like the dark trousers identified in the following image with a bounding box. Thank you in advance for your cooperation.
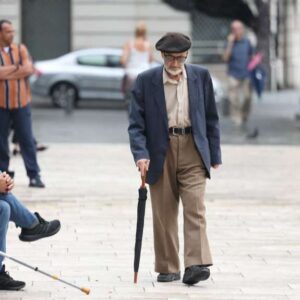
[11,128,37,146]
[0,105,40,179]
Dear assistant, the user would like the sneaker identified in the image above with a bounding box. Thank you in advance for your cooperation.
[29,176,45,188]
[0,265,25,291]
[19,212,61,242]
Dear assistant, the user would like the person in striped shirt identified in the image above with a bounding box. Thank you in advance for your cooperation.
[0,20,44,188]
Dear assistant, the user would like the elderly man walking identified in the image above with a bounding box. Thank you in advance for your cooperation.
[0,20,44,187]
[128,32,221,285]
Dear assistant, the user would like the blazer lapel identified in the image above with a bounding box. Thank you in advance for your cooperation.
[185,64,198,123]
[152,67,168,128]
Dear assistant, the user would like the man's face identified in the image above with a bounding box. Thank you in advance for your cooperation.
[161,51,188,76]
[231,22,244,40]
[0,22,14,46]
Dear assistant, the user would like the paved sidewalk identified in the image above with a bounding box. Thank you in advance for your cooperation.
[1,143,300,300]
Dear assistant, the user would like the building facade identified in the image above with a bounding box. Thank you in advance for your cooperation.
[0,0,190,61]
[277,0,300,88]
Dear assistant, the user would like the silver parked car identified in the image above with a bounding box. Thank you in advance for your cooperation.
[30,48,226,108]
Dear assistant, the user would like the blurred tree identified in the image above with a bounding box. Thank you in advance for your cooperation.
[163,0,258,28]
[163,0,270,86]
[164,0,300,90]
[194,0,258,28]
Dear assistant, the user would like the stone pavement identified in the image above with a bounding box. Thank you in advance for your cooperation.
[1,143,300,300]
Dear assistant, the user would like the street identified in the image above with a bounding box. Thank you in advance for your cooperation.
[30,90,300,145]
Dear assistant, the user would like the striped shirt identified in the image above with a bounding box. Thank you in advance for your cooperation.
[0,43,31,109]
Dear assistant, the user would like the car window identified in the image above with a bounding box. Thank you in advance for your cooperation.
[77,54,107,67]
[107,55,122,68]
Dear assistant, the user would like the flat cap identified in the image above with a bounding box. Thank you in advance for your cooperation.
[155,32,191,53]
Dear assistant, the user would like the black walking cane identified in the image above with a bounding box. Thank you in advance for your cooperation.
[133,174,148,283]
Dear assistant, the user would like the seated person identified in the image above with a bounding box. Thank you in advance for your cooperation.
[0,171,60,290]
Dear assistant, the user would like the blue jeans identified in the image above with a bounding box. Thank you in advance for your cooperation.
[0,193,38,268]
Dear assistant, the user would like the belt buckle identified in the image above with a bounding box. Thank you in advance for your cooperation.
[181,127,185,135]
[172,127,179,136]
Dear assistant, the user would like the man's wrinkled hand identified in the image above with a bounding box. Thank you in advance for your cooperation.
[0,173,11,193]
[5,178,14,192]
[136,159,150,177]
[1,172,14,192]
[0,177,7,193]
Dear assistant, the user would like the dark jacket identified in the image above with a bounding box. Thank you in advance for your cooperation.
[128,64,222,185]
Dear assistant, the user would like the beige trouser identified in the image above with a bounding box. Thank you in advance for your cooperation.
[228,76,252,126]
[149,134,212,273]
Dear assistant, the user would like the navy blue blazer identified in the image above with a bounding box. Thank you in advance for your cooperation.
[128,64,222,185]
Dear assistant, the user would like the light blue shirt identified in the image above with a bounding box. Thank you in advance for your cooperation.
[228,38,253,79]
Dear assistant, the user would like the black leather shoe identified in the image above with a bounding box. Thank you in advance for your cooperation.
[183,266,210,285]
[36,144,48,152]
[157,272,180,282]
[29,176,45,188]
[19,212,61,242]
[0,265,25,291]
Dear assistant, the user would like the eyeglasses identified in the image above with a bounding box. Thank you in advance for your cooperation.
[163,54,187,64]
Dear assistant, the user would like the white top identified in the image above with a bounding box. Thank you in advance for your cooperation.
[126,41,151,79]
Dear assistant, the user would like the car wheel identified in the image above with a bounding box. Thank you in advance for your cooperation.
[51,83,78,108]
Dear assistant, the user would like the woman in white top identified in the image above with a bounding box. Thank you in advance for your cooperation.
[121,22,154,102]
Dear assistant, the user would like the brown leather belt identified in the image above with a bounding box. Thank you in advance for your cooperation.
[169,126,192,135]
